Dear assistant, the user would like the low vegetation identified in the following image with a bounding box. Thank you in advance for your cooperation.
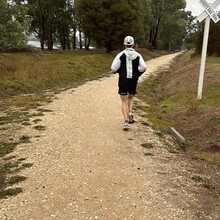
[137,50,220,162]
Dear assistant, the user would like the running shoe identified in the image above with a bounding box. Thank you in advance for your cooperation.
[128,112,134,124]
[123,120,129,130]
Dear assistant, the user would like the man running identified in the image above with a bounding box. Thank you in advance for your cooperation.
[111,36,146,130]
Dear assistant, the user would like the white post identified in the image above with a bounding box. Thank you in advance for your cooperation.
[197,16,211,100]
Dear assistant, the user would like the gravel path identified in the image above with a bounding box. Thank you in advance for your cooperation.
[0,53,219,220]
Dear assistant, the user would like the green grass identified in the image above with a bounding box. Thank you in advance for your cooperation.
[34,125,46,130]
[144,152,154,156]
[0,188,23,198]
[137,51,220,162]
[8,175,27,185]
[19,135,31,143]
[0,157,32,198]
[0,51,115,102]
[0,142,19,157]
[141,143,154,149]
[192,175,216,189]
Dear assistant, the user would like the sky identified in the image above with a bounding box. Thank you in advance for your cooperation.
[185,0,220,16]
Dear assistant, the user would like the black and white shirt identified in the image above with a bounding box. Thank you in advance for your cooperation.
[111,48,146,80]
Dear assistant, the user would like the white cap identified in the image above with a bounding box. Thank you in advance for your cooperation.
[124,36,134,46]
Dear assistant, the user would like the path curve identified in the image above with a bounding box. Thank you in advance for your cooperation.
[1,52,219,220]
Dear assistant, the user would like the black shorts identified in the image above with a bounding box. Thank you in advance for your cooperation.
[118,78,138,96]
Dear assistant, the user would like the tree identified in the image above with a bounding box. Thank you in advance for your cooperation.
[141,0,152,47]
[195,17,220,57]
[53,0,73,50]
[149,0,186,49]
[183,11,198,50]
[0,0,28,51]
[75,0,144,52]
[158,10,188,51]
[207,19,220,56]
[27,0,56,50]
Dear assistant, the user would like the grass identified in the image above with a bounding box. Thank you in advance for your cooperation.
[0,48,165,199]
[0,142,19,157]
[141,143,154,149]
[137,50,220,162]
[0,51,115,103]
[0,188,23,198]
[19,135,31,143]
[34,125,46,130]
[144,153,154,156]
[8,175,27,185]
[0,157,32,198]
[0,48,165,198]
[192,175,216,189]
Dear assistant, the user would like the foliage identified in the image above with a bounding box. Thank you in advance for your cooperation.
[0,0,201,52]
[26,0,74,50]
[148,0,186,49]
[0,0,29,51]
[75,0,144,52]
[195,18,220,57]
[75,0,188,51]
[3,0,209,53]
[183,11,198,50]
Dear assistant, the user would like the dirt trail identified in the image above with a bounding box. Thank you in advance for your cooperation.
[0,53,219,220]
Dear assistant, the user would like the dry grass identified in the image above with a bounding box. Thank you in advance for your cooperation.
[137,50,220,162]
[0,51,115,100]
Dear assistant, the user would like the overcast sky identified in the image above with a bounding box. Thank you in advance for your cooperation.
[185,0,220,16]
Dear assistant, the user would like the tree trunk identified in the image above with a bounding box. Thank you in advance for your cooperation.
[149,28,154,45]
[73,28,76,50]
[47,28,53,50]
[85,37,91,50]
[60,32,66,50]
[106,41,112,53]
[79,28,83,49]
[40,35,44,51]
[67,34,71,50]
[152,17,161,49]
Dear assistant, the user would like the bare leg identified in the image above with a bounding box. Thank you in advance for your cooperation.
[128,94,134,113]
[120,95,129,121]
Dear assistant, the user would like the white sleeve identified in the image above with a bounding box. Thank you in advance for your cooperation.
[111,53,121,73]
[138,55,146,73]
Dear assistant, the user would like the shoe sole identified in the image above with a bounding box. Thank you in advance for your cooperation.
[123,125,129,130]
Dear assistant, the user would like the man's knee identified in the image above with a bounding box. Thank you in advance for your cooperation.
[120,95,128,102]
[128,94,134,99]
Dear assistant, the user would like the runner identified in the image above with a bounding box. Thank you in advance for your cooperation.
[111,36,146,130]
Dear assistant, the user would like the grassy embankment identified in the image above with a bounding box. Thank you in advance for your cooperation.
[137,50,220,163]
[0,48,165,198]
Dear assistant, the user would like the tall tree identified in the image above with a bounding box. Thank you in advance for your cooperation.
[27,0,68,50]
[183,11,197,50]
[27,0,50,50]
[54,0,73,50]
[159,10,187,51]
[141,0,152,47]
[0,0,28,51]
[195,16,220,57]
[75,0,144,52]
[149,0,186,49]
